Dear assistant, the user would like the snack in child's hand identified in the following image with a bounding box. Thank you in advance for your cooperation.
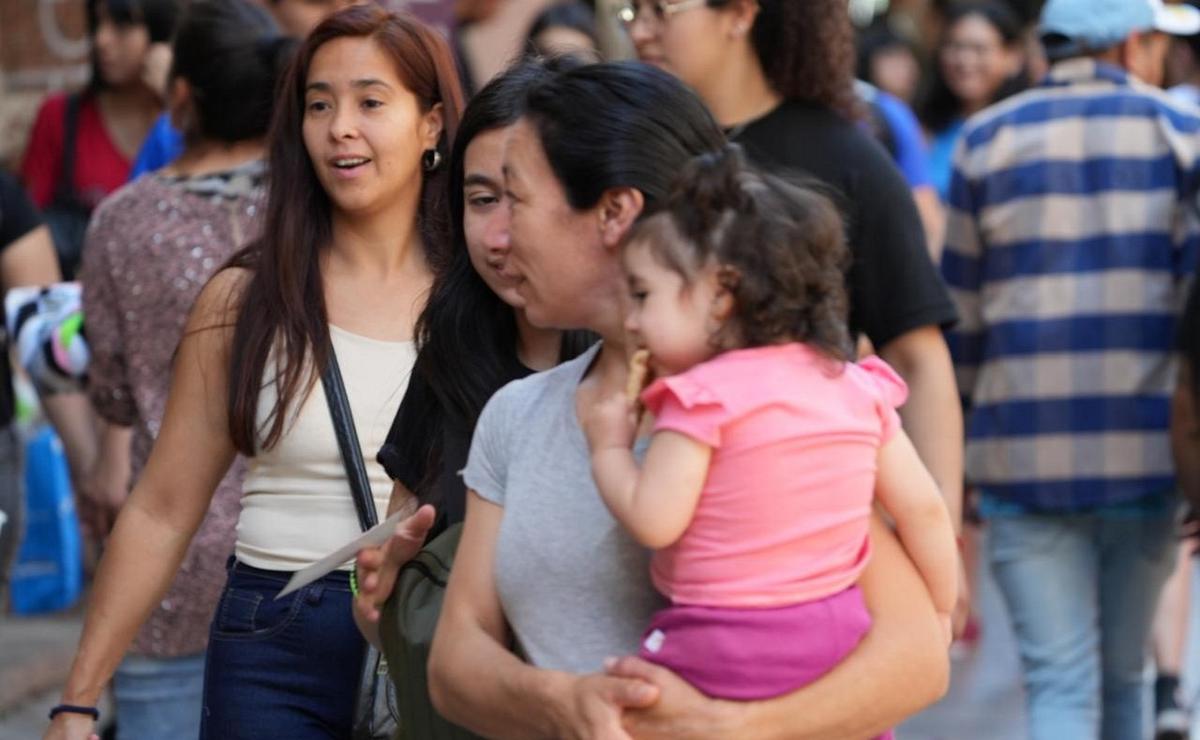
[627,349,651,402]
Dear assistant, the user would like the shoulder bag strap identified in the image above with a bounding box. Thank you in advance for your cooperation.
[321,347,379,532]
[53,93,83,208]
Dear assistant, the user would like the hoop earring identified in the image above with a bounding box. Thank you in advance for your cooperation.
[422,148,442,172]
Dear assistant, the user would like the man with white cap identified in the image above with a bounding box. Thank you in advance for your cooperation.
[941,1,1200,739]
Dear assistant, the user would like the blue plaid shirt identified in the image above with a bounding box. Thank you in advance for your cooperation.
[942,59,1200,512]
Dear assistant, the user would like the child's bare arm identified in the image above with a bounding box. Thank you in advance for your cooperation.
[874,430,958,619]
[585,391,710,549]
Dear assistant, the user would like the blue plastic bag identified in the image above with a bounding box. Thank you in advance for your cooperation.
[10,425,82,614]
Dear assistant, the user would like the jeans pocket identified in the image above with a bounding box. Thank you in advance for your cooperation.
[987,516,1067,565]
[211,582,302,641]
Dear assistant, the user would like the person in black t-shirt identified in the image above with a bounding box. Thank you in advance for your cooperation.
[622,0,967,627]
[355,59,594,633]
[0,172,67,607]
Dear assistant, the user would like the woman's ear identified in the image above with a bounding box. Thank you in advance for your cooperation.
[728,0,761,38]
[421,102,445,151]
[597,187,645,251]
[167,77,194,135]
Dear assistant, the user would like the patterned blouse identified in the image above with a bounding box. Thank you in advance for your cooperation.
[81,161,264,657]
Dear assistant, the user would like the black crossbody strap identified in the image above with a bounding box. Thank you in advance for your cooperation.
[321,348,379,532]
[53,93,83,208]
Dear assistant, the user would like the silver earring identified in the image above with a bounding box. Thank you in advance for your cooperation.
[422,148,442,172]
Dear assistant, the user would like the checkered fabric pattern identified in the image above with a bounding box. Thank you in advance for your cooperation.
[943,58,1200,510]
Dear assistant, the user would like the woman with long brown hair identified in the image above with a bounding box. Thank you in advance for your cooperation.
[44,6,462,739]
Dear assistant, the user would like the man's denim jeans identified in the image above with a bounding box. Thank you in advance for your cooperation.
[113,653,205,739]
[988,512,1176,740]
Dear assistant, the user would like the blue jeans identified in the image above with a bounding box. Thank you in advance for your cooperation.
[988,512,1177,740]
[200,559,364,739]
[113,653,205,740]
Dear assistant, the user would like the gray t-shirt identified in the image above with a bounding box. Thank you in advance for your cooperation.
[463,343,663,673]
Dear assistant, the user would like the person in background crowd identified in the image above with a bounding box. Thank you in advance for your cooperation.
[858,21,924,105]
[127,0,360,179]
[451,0,504,97]
[21,0,181,277]
[919,1,1025,201]
[0,173,66,609]
[44,6,462,739]
[427,60,949,740]
[75,1,295,736]
[622,0,968,628]
[942,0,1200,736]
[525,1,600,57]
[1166,0,1200,106]
[856,80,943,255]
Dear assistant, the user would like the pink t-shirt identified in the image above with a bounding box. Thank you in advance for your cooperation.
[641,343,907,608]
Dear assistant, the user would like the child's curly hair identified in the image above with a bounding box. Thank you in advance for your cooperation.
[628,145,852,360]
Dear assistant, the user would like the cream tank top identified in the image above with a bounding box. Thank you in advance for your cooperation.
[234,325,416,571]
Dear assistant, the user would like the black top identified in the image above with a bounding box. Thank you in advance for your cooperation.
[0,174,42,427]
[377,358,533,537]
[1181,279,1199,358]
[0,173,41,248]
[731,100,958,348]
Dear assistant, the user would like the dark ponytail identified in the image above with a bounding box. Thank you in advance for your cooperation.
[171,0,297,143]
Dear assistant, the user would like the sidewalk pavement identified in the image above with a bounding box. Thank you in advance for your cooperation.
[0,608,84,738]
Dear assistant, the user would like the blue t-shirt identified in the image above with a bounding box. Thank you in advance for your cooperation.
[128,114,184,180]
[926,119,965,202]
[871,89,932,189]
[855,81,931,190]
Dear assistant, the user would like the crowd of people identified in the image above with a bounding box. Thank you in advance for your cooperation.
[0,0,1195,738]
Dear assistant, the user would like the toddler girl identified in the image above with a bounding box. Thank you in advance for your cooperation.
[585,146,957,727]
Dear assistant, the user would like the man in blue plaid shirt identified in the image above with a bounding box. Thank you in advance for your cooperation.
[942,0,1200,737]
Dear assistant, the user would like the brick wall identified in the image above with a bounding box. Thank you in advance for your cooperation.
[0,0,89,169]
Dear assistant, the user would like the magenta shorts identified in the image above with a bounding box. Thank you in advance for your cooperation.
[639,585,893,738]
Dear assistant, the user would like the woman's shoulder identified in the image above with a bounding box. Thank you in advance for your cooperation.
[478,342,600,425]
[187,266,251,330]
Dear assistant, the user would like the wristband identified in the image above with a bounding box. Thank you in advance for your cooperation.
[49,704,100,721]
[350,567,359,598]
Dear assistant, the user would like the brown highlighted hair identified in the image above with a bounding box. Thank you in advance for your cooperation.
[627,145,852,361]
[225,5,464,454]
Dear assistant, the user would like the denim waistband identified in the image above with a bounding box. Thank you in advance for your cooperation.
[224,556,352,586]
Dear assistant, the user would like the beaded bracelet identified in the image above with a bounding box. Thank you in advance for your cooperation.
[49,704,100,721]
[350,567,360,598]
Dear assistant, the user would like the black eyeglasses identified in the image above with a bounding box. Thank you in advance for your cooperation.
[614,0,707,27]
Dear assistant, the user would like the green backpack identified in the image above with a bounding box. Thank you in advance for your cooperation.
[378,523,484,740]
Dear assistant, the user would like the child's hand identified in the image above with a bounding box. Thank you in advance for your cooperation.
[585,392,639,453]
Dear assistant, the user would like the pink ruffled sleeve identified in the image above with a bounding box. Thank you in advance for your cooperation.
[857,356,909,443]
[640,373,729,448]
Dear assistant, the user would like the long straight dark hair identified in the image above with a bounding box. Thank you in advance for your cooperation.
[414,57,594,433]
[226,5,464,455]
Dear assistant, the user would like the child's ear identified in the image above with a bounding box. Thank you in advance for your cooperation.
[710,266,738,322]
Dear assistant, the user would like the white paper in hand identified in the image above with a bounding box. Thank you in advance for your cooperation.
[276,510,408,599]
